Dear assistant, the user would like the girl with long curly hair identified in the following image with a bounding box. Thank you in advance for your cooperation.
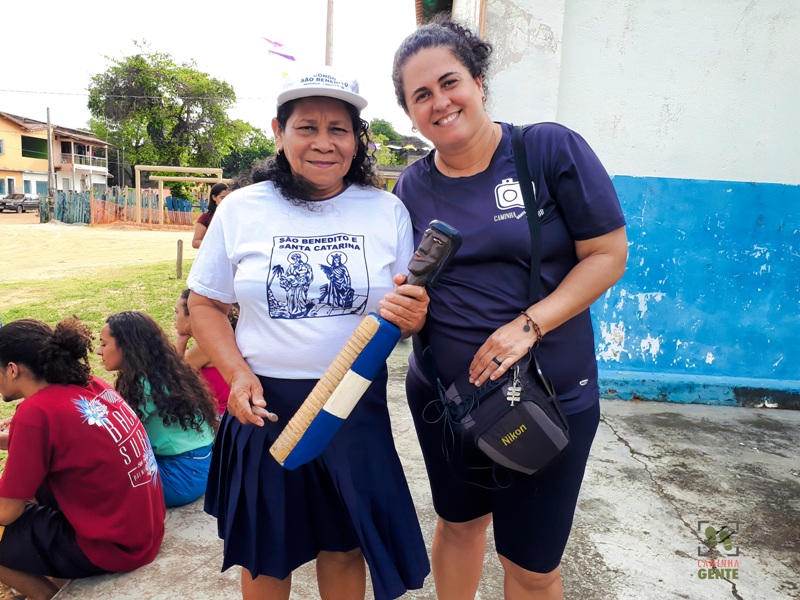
[98,310,218,508]
[0,317,164,600]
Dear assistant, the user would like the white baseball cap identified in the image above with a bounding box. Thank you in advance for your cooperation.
[277,66,368,111]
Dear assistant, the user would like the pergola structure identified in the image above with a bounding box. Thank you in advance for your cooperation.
[133,165,232,224]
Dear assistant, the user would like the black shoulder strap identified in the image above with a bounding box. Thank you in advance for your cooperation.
[512,124,541,301]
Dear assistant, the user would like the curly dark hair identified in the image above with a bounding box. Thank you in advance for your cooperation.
[258,98,380,205]
[105,311,219,433]
[0,316,93,387]
[392,17,493,111]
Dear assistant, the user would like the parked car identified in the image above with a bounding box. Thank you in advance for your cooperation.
[0,193,40,213]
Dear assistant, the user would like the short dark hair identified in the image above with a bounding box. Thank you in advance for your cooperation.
[392,18,493,111]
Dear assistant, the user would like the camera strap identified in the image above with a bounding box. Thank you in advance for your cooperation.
[511,124,542,302]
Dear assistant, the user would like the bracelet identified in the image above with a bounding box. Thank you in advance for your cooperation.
[519,310,543,348]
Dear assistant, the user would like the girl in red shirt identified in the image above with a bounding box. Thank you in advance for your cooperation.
[0,317,165,600]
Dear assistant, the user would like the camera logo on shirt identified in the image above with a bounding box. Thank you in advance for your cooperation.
[494,178,540,221]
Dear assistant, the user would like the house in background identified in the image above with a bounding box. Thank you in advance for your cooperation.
[377,134,430,192]
[0,111,111,197]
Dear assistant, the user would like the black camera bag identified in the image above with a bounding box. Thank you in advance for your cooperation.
[441,352,569,475]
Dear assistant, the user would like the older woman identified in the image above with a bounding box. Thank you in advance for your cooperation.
[186,67,430,600]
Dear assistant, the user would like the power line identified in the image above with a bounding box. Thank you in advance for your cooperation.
[0,88,272,101]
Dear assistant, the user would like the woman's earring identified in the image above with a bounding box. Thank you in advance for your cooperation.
[411,126,418,133]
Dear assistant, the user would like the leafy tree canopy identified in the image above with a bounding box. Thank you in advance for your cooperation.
[221,121,276,180]
[370,118,402,141]
[87,41,243,180]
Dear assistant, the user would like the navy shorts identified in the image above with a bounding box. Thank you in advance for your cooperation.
[0,502,109,579]
[406,367,600,573]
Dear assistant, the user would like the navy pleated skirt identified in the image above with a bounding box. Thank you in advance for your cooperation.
[204,371,430,600]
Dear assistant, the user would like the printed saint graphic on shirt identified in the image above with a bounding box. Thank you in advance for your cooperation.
[268,233,368,319]
[73,388,159,488]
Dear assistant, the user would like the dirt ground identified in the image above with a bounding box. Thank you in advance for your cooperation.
[1,213,198,599]
[1,212,198,285]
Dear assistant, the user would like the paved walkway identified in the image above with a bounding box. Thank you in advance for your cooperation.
[55,342,800,599]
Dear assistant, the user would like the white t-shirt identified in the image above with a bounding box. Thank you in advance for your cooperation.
[187,181,414,379]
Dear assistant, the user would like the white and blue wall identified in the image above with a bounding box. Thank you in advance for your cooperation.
[476,0,800,407]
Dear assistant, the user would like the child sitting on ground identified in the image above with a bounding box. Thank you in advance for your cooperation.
[174,288,239,414]
[0,317,165,600]
[99,311,218,508]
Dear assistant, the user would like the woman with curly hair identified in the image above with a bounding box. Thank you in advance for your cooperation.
[390,19,627,599]
[99,310,218,508]
[0,317,164,600]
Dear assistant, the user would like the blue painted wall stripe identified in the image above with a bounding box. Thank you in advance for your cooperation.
[593,176,800,408]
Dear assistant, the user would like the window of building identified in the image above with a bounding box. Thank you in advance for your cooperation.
[23,180,32,194]
[0,180,5,195]
[0,139,5,155]
[21,135,48,160]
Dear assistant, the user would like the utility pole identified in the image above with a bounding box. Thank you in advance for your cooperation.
[325,0,334,66]
[46,108,56,221]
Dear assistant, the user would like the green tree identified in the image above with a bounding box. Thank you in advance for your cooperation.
[370,118,402,141]
[221,121,276,179]
[371,133,404,166]
[87,42,239,184]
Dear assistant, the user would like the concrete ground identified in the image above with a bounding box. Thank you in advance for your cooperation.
[53,340,800,600]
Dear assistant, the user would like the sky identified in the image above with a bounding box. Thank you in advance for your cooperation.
[1,0,418,137]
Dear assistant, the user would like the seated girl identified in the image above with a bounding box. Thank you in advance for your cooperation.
[0,317,164,600]
[98,311,218,508]
[174,288,239,414]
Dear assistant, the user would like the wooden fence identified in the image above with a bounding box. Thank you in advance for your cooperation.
[47,188,199,228]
